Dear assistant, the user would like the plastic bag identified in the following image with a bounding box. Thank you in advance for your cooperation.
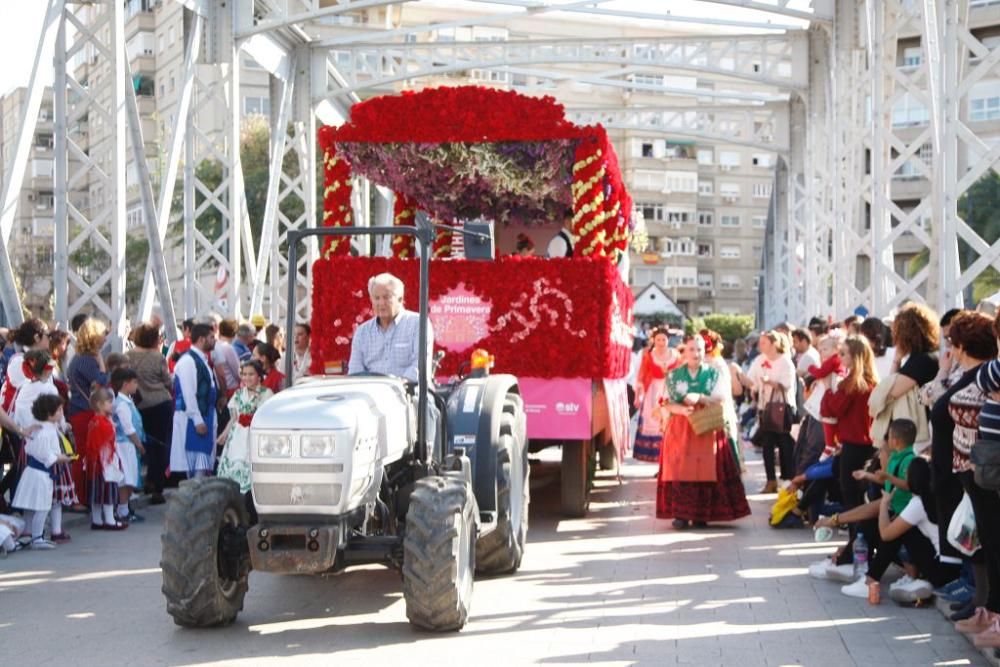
[947,493,980,556]
[769,487,800,527]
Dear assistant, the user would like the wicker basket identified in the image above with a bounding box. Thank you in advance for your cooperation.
[687,403,725,435]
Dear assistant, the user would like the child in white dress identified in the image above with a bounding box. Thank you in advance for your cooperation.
[12,394,71,549]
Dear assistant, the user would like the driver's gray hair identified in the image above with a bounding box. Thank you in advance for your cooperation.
[368,272,404,298]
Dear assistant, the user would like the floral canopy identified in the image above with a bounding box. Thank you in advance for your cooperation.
[316,86,634,261]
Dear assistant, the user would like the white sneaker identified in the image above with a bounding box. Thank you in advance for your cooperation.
[889,574,914,590]
[809,559,832,579]
[841,577,870,598]
[29,537,55,550]
[825,562,857,583]
[889,577,933,603]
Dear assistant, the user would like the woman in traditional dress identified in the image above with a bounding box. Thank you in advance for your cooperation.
[657,335,751,529]
[216,361,273,493]
[633,328,679,462]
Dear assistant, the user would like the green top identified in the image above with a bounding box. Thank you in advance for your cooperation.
[666,363,719,404]
[885,446,915,515]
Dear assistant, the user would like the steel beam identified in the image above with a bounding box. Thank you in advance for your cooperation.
[319,34,808,97]
[0,0,62,325]
[138,11,204,321]
[124,57,178,345]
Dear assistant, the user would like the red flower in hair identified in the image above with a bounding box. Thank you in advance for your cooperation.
[701,334,716,355]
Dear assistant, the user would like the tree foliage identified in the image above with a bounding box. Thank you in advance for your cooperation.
[684,313,756,342]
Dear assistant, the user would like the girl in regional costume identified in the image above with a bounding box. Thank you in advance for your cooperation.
[633,328,680,462]
[87,388,127,530]
[216,360,273,493]
[657,335,751,528]
[12,394,72,549]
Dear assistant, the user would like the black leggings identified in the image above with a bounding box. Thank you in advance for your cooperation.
[960,471,1000,613]
[836,443,874,565]
[759,430,795,481]
[868,524,961,586]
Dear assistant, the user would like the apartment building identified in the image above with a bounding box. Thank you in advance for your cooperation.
[348,3,774,319]
[0,87,56,320]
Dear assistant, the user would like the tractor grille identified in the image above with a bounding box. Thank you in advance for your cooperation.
[251,462,344,474]
[253,482,343,507]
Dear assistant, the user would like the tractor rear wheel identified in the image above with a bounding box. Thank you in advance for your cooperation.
[403,476,477,631]
[160,477,251,627]
[476,394,529,574]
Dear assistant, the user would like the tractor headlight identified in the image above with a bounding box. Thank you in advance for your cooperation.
[257,433,291,458]
[301,434,337,458]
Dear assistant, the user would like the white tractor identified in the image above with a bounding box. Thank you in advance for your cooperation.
[159,223,528,632]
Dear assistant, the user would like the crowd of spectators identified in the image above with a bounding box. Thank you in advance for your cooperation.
[0,313,314,552]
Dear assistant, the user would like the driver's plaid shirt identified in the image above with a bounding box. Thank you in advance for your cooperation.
[347,309,432,383]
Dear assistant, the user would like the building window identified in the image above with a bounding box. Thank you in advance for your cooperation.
[243,96,271,116]
[697,242,712,258]
[720,274,742,289]
[698,180,713,196]
[698,273,714,288]
[697,149,713,165]
[698,211,713,226]
[902,47,923,68]
[753,182,773,199]
[720,183,741,200]
[630,73,665,87]
[665,172,697,193]
[720,215,741,227]
[971,96,1000,122]
[665,239,695,256]
[753,276,761,290]
[158,34,164,54]
[632,170,664,192]
[666,210,690,224]
[638,202,664,222]
[720,245,741,259]
[752,245,763,259]
[641,142,654,158]
[752,215,767,228]
[168,26,176,45]
[719,151,741,169]
[751,153,772,167]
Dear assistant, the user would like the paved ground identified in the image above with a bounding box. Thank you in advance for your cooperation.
[0,451,988,666]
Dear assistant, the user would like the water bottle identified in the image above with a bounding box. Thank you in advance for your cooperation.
[853,532,869,579]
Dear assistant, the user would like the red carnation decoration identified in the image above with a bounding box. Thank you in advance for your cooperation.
[238,414,253,428]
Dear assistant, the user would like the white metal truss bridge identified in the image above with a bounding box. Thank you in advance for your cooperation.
[0,0,992,347]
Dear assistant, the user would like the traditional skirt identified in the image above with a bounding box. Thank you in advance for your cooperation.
[12,467,54,512]
[89,470,119,507]
[634,381,666,462]
[53,461,79,506]
[657,429,752,523]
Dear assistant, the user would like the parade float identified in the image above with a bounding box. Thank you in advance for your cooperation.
[311,86,636,516]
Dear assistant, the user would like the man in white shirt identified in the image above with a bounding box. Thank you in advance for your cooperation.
[169,323,218,478]
[292,323,312,381]
[791,328,820,378]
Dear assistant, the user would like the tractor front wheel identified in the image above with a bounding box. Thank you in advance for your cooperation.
[160,477,251,627]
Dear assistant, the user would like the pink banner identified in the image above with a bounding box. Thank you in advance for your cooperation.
[519,377,593,440]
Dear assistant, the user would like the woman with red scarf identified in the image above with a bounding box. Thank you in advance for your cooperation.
[215,360,273,493]
[633,328,680,462]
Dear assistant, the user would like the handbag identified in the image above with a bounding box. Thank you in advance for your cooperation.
[971,439,1000,491]
[760,389,789,433]
[687,403,725,435]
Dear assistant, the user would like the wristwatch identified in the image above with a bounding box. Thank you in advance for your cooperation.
[831,513,840,528]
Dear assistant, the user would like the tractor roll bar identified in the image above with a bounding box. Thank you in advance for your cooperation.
[284,223,434,464]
